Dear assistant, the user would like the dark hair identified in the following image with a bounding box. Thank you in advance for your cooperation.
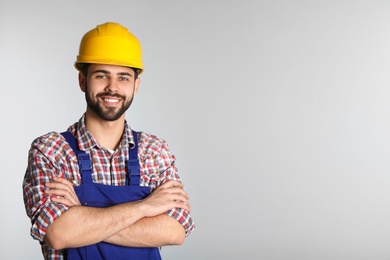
[132,68,140,79]
[80,63,90,77]
[79,63,139,79]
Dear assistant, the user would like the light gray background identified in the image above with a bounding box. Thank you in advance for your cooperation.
[1,0,390,259]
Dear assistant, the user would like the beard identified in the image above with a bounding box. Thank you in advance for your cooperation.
[85,88,134,121]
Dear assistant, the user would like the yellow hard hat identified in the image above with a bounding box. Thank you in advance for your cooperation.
[75,22,143,74]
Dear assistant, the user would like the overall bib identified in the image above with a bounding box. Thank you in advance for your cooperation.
[61,131,162,260]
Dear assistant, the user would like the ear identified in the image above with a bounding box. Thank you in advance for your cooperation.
[134,77,141,95]
[78,72,86,92]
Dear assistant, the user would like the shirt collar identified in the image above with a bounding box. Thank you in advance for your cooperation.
[75,114,135,152]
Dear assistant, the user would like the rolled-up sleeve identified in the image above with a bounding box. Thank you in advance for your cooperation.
[22,136,69,242]
[139,133,195,236]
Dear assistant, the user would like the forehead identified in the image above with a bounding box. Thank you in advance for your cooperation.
[88,64,135,76]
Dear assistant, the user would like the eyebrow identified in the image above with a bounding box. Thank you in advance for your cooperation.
[92,70,133,77]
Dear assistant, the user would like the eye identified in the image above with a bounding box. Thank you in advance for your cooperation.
[119,76,129,81]
[96,74,106,79]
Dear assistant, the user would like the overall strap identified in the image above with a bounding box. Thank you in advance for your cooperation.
[61,131,93,184]
[127,130,140,186]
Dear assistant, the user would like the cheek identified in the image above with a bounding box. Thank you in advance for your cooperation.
[86,82,102,95]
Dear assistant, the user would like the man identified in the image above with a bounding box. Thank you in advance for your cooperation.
[23,22,194,259]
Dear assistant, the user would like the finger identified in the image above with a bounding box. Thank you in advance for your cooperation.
[44,188,78,202]
[161,191,191,207]
[161,186,190,199]
[51,195,80,206]
[173,194,191,205]
[52,176,75,187]
[171,199,191,212]
[45,189,80,205]
[44,185,74,198]
[44,188,72,196]
[45,182,74,193]
[160,180,184,189]
[150,186,190,203]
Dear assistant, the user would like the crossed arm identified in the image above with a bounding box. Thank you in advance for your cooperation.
[44,177,190,250]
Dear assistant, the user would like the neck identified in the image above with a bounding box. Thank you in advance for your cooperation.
[84,110,125,150]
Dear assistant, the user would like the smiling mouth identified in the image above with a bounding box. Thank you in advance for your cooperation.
[104,98,120,103]
[101,96,122,106]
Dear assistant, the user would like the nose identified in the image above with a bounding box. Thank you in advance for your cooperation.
[104,79,119,92]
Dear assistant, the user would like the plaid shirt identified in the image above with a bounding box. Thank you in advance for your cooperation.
[23,114,195,260]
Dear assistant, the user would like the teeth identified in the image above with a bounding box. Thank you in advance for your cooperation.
[105,98,118,103]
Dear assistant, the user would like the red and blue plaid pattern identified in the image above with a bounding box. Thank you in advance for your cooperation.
[23,114,195,259]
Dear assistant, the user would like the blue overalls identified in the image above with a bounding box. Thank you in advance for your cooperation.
[61,131,162,260]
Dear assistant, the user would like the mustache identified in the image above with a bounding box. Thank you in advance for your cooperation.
[96,92,125,99]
